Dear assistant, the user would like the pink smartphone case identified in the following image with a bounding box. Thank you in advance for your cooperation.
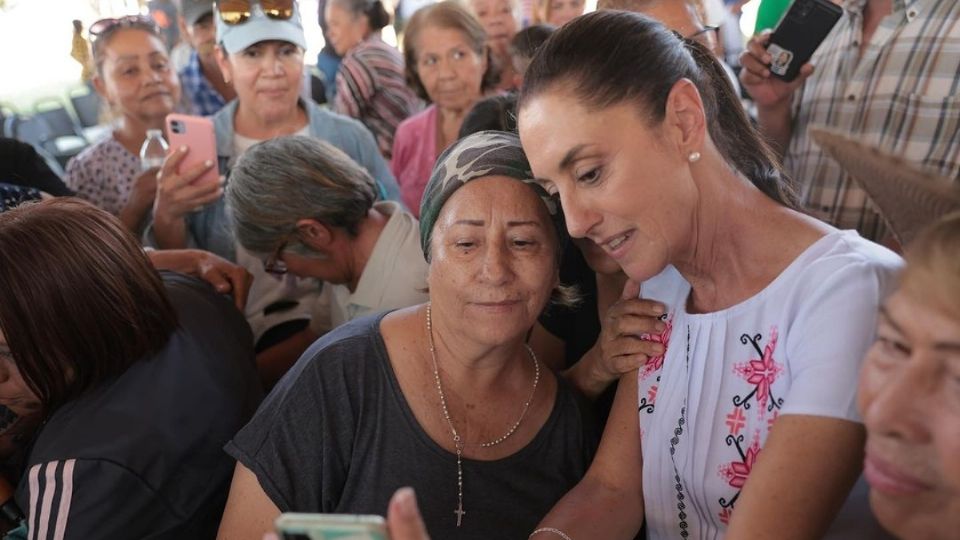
[165,113,220,186]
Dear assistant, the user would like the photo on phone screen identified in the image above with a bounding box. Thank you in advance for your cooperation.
[766,0,843,82]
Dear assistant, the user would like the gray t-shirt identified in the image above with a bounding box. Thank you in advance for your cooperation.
[226,312,596,539]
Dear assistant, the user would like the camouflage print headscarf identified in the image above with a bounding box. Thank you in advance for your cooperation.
[418,130,565,262]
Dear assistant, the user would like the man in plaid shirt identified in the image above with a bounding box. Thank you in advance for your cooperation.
[741,0,959,243]
[176,0,236,116]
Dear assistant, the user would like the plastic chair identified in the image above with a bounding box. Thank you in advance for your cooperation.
[7,114,85,170]
[34,100,88,162]
[35,99,85,138]
[69,87,102,128]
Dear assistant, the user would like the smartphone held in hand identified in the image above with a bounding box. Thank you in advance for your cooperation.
[275,513,388,540]
[164,113,220,186]
[766,0,843,82]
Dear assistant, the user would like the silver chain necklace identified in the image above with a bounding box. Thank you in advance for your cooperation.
[425,303,541,527]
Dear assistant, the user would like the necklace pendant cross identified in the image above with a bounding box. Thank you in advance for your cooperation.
[455,502,466,527]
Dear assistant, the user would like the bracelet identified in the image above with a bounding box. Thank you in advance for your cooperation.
[529,527,574,540]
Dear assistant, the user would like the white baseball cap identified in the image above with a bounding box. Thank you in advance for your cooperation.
[216,0,308,54]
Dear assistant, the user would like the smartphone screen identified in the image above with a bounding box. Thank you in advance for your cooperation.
[275,513,388,540]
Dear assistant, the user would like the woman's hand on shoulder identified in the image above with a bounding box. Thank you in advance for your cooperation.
[147,249,252,310]
[568,280,667,398]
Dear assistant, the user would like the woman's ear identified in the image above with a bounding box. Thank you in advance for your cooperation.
[214,45,232,84]
[92,74,111,104]
[295,219,333,250]
[664,78,706,156]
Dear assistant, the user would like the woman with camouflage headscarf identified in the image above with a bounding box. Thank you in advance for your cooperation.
[217,131,595,540]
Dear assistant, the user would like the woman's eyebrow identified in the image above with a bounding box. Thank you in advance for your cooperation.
[558,143,589,171]
[506,220,542,228]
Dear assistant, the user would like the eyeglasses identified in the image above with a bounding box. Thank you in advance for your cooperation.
[686,25,719,41]
[89,15,159,39]
[263,238,290,276]
[217,0,295,25]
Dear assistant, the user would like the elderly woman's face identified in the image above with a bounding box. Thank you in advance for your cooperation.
[469,0,517,55]
[519,88,695,284]
[415,26,487,112]
[427,176,558,346]
[219,40,304,122]
[325,2,369,56]
[0,331,41,417]
[857,288,960,539]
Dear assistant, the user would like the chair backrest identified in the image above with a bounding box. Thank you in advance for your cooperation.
[69,88,102,128]
[7,115,53,148]
[34,100,83,139]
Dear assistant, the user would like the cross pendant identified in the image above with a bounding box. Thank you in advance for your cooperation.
[454,501,466,527]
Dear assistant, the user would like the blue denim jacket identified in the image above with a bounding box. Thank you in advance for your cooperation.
[144,99,403,261]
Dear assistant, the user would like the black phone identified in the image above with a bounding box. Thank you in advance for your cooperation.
[766,0,843,82]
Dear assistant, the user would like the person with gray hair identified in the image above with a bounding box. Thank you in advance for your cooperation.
[227,135,428,386]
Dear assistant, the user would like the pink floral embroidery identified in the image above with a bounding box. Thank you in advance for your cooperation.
[718,507,732,525]
[719,432,762,489]
[733,327,783,413]
[767,410,780,433]
[725,407,746,436]
[639,316,673,381]
[647,385,658,404]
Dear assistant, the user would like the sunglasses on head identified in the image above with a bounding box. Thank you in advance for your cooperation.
[89,15,159,39]
[217,0,295,25]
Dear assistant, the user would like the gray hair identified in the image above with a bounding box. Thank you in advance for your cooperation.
[227,135,377,254]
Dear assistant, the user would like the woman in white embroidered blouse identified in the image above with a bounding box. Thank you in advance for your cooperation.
[517,11,902,540]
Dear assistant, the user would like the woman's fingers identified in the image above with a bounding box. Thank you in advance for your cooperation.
[227,266,254,310]
[387,488,430,540]
[611,313,666,337]
[179,158,217,184]
[608,334,665,359]
[158,146,188,179]
[607,297,665,320]
[172,176,224,210]
[620,278,642,300]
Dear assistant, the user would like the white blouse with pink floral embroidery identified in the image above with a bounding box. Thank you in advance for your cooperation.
[636,230,902,540]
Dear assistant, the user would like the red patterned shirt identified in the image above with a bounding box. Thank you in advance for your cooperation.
[333,36,423,158]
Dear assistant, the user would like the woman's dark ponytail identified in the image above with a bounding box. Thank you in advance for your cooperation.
[365,0,391,31]
[680,36,799,208]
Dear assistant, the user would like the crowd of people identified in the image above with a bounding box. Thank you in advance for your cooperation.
[0,0,957,539]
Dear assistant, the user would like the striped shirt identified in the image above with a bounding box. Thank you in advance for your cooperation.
[333,36,423,158]
[785,0,960,241]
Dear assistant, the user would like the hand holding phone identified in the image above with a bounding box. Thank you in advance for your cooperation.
[765,0,842,82]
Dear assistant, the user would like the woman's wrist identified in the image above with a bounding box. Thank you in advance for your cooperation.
[150,212,188,249]
[118,196,152,234]
[564,346,609,400]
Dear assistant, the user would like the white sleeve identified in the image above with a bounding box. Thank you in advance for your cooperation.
[779,259,899,422]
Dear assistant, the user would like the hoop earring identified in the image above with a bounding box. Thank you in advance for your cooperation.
[688,151,701,163]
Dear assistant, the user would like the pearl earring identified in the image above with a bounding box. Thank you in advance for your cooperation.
[688,151,701,163]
